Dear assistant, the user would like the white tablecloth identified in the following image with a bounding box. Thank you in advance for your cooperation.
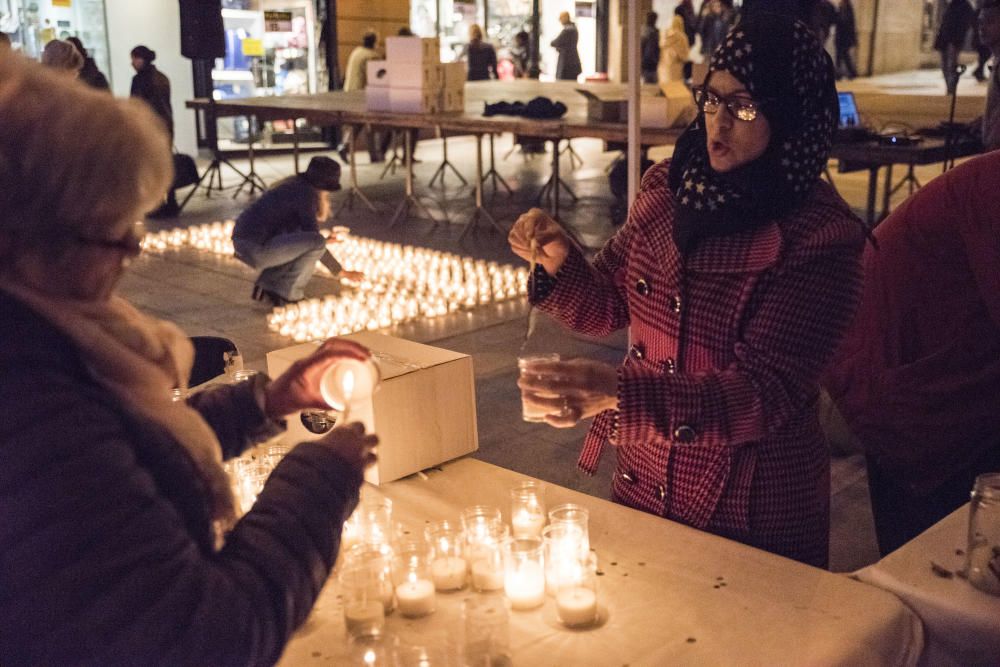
[279,458,923,666]
[855,506,1000,667]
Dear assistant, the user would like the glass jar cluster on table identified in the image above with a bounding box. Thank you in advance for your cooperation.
[336,481,603,647]
[142,221,530,343]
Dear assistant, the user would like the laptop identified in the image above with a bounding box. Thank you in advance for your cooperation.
[835,92,872,142]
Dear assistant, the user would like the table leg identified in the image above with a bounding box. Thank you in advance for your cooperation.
[865,166,878,227]
[461,134,504,241]
[333,123,377,218]
[389,128,437,227]
[233,116,268,198]
[293,128,300,174]
[552,139,561,220]
[879,163,894,223]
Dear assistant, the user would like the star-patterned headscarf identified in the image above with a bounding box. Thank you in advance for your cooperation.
[667,13,839,252]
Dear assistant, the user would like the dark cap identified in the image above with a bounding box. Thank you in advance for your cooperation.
[303,156,342,191]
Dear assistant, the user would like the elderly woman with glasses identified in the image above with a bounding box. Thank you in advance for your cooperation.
[0,53,377,664]
[508,14,864,567]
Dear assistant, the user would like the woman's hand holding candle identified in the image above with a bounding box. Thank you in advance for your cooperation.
[517,358,619,427]
[263,337,371,419]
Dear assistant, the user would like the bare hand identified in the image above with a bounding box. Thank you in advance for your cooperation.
[508,208,571,276]
[340,270,365,282]
[316,422,378,472]
[518,358,618,428]
[264,338,371,420]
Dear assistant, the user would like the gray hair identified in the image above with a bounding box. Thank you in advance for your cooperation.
[41,39,84,72]
[0,52,172,249]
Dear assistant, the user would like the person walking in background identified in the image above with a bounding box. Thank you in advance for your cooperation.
[66,36,109,90]
[935,0,975,93]
[232,156,364,307]
[698,1,735,61]
[641,11,660,84]
[337,30,385,163]
[129,45,177,218]
[972,0,993,81]
[676,0,698,45]
[510,30,531,78]
[824,151,1000,556]
[40,39,82,76]
[551,11,582,81]
[659,10,691,85]
[464,24,497,80]
[834,0,858,79]
[979,0,1000,149]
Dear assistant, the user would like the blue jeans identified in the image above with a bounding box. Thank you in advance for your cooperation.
[234,232,326,301]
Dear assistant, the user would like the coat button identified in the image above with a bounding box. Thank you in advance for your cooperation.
[657,484,667,501]
[629,344,645,361]
[635,278,651,296]
[620,470,636,484]
[673,425,696,443]
[664,357,676,374]
[668,294,682,314]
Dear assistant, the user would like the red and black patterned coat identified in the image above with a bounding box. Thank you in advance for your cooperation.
[535,160,864,567]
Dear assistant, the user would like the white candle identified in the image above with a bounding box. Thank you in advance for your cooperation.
[431,556,467,591]
[511,509,546,539]
[505,565,545,610]
[320,358,377,411]
[379,578,395,613]
[344,601,385,636]
[395,576,436,617]
[471,560,505,591]
[556,587,597,626]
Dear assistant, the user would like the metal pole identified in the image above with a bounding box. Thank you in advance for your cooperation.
[626,0,640,206]
[529,0,541,78]
[867,0,881,77]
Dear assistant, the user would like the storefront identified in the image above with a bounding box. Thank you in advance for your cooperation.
[409,0,600,79]
[1,0,111,76]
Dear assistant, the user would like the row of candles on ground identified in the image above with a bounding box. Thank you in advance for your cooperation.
[142,222,530,343]
[339,482,602,640]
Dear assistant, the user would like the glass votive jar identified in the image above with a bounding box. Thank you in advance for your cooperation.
[231,369,258,383]
[340,562,386,640]
[965,472,1000,596]
[466,521,509,592]
[460,505,503,541]
[543,522,589,595]
[503,537,546,610]
[425,520,467,592]
[237,461,271,514]
[320,357,381,412]
[170,387,188,403]
[510,480,547,539]
[391,541,436,618]
[517,353,560,422]
[548,503,590,554]
[262,443,291,471]
[345,544,396,614]
[463,594,511,666]
[555,554,600,628]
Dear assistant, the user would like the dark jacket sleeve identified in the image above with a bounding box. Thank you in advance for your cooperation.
[186,374,285,460]
[0,370,361,667]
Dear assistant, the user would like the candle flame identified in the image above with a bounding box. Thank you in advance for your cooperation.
[343,369,355,401]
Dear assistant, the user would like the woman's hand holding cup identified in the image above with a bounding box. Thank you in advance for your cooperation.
[264,338,372,420]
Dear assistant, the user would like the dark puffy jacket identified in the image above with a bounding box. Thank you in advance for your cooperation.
[0,291,362,666]
[130,64,173,138]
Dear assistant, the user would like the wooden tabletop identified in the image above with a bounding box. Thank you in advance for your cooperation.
[187,81,685,147]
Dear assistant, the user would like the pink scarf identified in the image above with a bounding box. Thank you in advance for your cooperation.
[1,285,237,541]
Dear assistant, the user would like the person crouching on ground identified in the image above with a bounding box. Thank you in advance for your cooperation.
[232,156,364,306]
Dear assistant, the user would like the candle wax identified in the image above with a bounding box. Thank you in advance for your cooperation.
[344,600,385,636]
[511,510,546,539]
[471,560,505,591]
[431,556,467,591]
[395,578,436,617]
[556,587,598,626]
[505,566,545,610]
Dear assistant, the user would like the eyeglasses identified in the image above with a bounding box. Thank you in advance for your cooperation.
[75,222,145,256]
[692,86,762,122]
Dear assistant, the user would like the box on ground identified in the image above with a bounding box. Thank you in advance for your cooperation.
[440,87,465,112]
[641,82,697,128]
[266,332,478,485]
[386,36,440,63]
[388,62,443,90]
[441,61,467,89]
[366,87,391,112]
[390,87,439,113]
[366,60,391,88]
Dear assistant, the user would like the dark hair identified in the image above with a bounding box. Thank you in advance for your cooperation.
[397,27,414,36]
[362,31,377,48]
[66,36,86,57]
[646,11,658,25]
[130,45,156,63]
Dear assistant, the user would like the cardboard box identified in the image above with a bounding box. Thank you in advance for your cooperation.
[388,62,443,90]
[440,87,465,112]
[441,61,467,90]
[389,87,439,113]
[386,36,440,64]
[266,332,478,485]
[641,82,697,128]
[575,88,626,122]
[366,87,391,112]
[366,59,391,89]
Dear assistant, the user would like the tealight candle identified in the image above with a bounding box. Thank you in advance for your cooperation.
[320,357,380,412]
[395,574,436,617]
[510,481,546,539]
[344,601,385,637]
[555,586,597,627]
[431,556,468,591]
[426,520,467,591]
[471,559,505,591]
[503,538,545,610]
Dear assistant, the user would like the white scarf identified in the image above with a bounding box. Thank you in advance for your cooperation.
[2,284,237,540]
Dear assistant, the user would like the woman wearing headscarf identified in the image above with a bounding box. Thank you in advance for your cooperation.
[0,53,377,664]
[508,14,863,567]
